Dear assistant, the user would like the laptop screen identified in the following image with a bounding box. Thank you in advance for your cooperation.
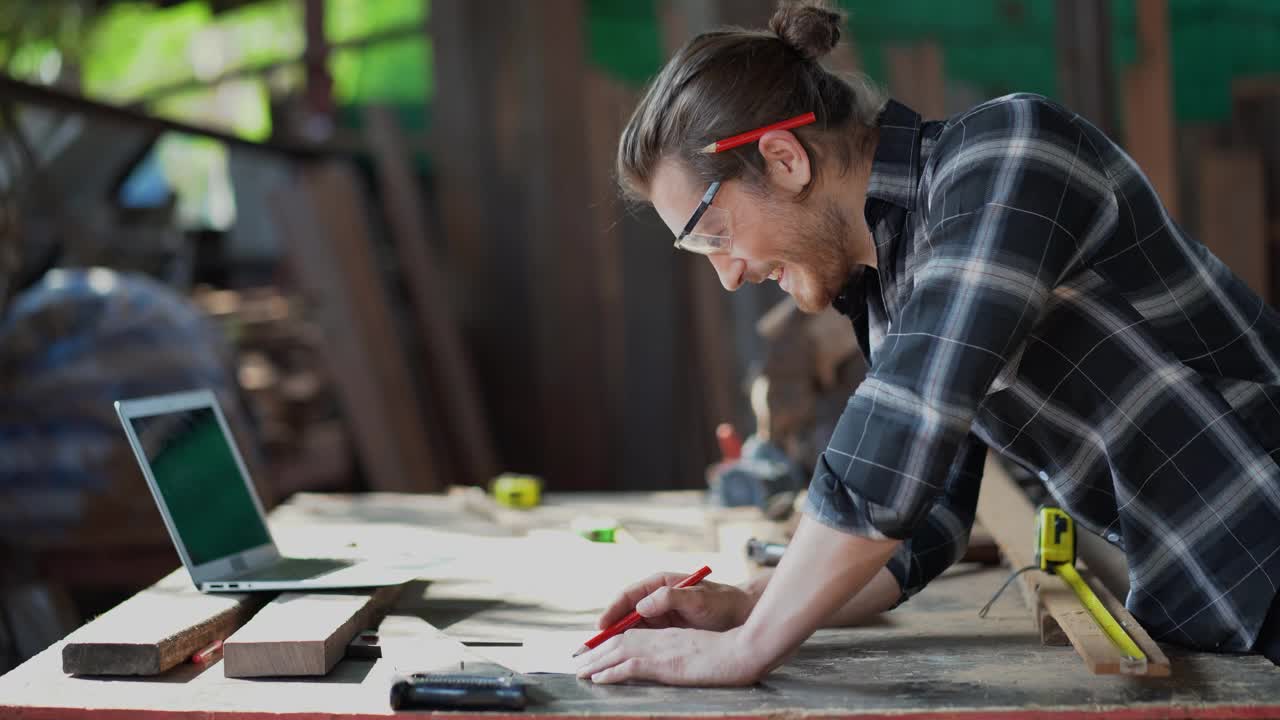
[128,406,272,566]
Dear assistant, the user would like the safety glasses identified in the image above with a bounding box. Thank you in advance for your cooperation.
[672,181,731,255]
[670,112,815,257]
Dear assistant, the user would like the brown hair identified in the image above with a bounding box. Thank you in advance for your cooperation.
[617,0,886,203]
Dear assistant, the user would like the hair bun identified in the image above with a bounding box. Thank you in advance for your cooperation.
[769,0,844,62]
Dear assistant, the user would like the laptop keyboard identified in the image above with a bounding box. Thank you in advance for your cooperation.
[231,557,356,582]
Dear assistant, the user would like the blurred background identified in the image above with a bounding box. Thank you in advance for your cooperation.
[1,0,1278,672]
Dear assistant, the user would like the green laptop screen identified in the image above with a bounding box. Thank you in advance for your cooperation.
[130,407,272,566]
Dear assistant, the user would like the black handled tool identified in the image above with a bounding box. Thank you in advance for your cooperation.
[391,673,527,712]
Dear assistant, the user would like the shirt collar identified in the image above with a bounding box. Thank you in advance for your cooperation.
[833,99,923,319]
[865,98,923,213]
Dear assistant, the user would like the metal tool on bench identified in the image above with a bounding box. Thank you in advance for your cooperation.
[981,505,1147,674]
[749,534,1001,568]
[706,425,806,517]
[390,672,527,711]
[746,537,787,567]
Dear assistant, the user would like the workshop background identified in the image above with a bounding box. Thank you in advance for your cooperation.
[1,0,1279,673]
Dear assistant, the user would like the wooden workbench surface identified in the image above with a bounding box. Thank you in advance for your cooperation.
[2,490,1278,719]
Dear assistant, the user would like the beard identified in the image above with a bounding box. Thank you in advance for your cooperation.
[775,198,856,313]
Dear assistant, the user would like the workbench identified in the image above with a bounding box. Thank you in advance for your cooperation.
[1,489,1278,719]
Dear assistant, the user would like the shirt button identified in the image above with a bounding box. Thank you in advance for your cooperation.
[1107,532,1120,543]
[1038,470,1050,482]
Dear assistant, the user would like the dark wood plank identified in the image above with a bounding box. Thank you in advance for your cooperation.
[222,585,403,678]
[1055,0,1116,135]
[1198,145,1269,298]
[1231,76,1280,305]
[364,105,500,486]
[61,570,264,676]
[273,161,442,492]
[516,0,612,490]
[583,69,632,479]
[1122,0,1178,220]
[885,42,946,120]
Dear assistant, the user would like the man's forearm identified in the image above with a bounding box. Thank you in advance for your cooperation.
[731,514,901,678]
[741,565,901,628]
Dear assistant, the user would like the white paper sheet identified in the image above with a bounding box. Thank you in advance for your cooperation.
[466,630,588,675]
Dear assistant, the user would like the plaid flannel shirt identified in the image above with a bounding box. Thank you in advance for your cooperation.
[805,94,1280,652]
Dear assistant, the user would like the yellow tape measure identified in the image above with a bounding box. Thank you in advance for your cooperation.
[1036,506,1147,673]
[491,474,542,509]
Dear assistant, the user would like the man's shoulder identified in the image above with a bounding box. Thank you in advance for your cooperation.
[933,93,1082,147]
[946,92,1073,125]
[922,92,1107,207]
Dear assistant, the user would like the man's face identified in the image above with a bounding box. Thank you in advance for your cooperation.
[650,158,855,313]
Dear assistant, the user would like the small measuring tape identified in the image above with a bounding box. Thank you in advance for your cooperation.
[982,506,1147,674]
[490,474,542,509]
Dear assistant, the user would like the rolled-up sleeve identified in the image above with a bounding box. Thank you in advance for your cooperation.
[883,433,985,605]
[805,97,1114,541]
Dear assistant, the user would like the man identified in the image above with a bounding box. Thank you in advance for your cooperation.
[572,0,1280,686]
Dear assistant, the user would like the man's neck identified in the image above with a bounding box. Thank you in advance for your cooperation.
[833,152,878,271]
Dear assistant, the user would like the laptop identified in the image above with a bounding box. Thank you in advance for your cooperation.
[115,389,419,592]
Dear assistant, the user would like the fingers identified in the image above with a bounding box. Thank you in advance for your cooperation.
[591,657,646,684]
[573,636,623,680]
[638,586,706,622]
[596,572,690,630]
[573,632,662,685]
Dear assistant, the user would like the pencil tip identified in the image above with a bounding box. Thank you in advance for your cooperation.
[699,143,716,154]
[571,646,587,658]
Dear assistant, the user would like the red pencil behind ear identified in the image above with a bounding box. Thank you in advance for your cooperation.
[699,112,817,154]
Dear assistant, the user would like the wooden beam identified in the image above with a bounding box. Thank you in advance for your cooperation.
[0,75,323,159]
[976,454,1171,676]
[1231,77,1280,306]
[1122,0,1178,220]
[222,584,404,678]
[61,570,264,676]
[885,42,946,120]
[583,70,633,466]
[134,24,428,106]
[518,0,612,490]
[1198,146,1269,298]
[1055,0,1116,135]
[273,161,443,492]
[364,106,500,486]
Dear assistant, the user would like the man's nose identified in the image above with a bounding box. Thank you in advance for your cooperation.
[708,255,745,292]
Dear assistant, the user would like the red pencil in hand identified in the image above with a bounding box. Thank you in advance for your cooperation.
[571,566,712,657]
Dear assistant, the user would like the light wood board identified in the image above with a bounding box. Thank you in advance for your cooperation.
[223,584,404,678]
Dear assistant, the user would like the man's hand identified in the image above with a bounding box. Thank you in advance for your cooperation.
[596,572,757,632]
[573,627,759,686]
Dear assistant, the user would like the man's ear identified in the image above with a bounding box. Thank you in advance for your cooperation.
[757,129,811,196]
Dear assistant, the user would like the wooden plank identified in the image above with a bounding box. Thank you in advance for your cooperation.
[273,161,442,492]
[976,454,1171,676]
[61,569,264,676]
[1198,146,1269,298]
[1231,77,1280,305]
[885,42,946,119]
[583,70,631,482]
[1054,0,1116,135]
[1122,0,1178,220]
[222,584,404,678]
[364,106,500,486]
[517,0,612,491]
